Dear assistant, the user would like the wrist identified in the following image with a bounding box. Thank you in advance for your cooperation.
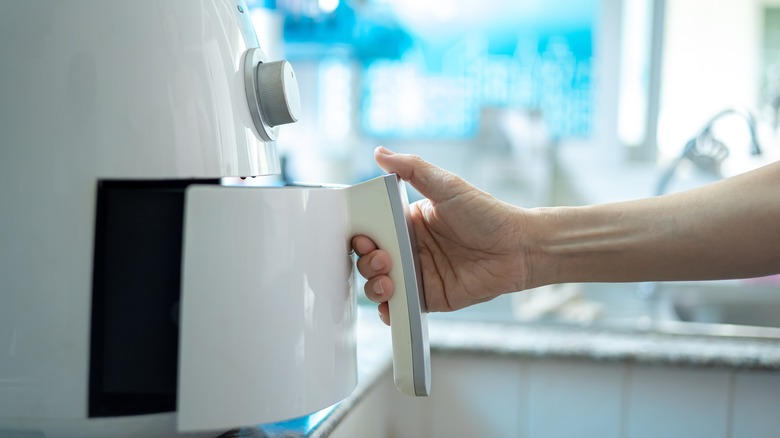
[521,207,559,290]
[524,202,660,286]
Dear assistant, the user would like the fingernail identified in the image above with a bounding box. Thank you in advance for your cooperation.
[374,278,385,296]
[370,255,385,271]
[376,146,394,155]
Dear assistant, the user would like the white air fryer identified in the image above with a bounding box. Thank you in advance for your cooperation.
[0,1,429,437]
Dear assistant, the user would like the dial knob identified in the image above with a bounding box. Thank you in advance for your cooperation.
[255,60,300,127]
[244,48,301,142]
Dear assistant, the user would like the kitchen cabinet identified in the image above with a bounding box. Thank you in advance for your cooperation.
[527,360,625,438]
[731,370,780,437]
[333,354,780,438]
[625,366,731,438]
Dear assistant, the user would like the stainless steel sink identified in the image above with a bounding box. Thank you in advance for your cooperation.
[429,279,780,339]
[652,280,780,338]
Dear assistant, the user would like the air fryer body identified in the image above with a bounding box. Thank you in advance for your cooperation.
[0,1,350,436]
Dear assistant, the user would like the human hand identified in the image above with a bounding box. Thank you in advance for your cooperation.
[352,146,533,325]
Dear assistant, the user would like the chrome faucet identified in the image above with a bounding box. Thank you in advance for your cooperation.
[638,108,762,305]
[654,108,761,196]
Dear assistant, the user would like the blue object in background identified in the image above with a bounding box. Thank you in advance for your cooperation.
[255,0,596,140]
[280,1,412,62]
[361,28,593,140]
[245,0,276,10]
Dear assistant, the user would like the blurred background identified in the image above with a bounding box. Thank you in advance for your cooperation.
[248,0,780,324]
[241,3,780,435]
[249,0,780,199]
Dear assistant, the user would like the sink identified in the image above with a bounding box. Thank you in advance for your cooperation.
[427,279,780,340]
[653,280,780,338]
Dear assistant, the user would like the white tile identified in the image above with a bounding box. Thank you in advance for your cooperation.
[387,372,434,438]
[424,354,527,438]
[625,365,731,438]
[527,359,626,438]
[331,374,392,438]
[731,370,780,438]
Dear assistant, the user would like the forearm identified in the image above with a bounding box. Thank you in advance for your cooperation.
[526,161,780,288]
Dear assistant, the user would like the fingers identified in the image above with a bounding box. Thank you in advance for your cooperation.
[351,235,377,257]
[364,275,392,303]
[351,234,395,305]
[352,236,393,280]
[378,302,390,326]
[374,146,470,203]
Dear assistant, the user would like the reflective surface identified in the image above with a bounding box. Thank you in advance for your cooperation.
[653,280,780,338]
[430,279,780,340]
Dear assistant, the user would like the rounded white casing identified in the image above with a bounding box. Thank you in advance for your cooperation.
[179,185,358,432]
[0,1,306,436]
[176,175,428,432]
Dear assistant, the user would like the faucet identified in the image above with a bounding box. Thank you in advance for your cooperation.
[654,108,761,196]
[637,108,762,304]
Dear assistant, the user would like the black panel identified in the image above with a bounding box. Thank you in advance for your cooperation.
[89,179,218,417]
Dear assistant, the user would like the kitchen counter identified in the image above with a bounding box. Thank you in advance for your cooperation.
[220,305,780,437]
[428,318,780,370]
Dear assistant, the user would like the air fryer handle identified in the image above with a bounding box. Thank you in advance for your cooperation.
[347,174,431,397]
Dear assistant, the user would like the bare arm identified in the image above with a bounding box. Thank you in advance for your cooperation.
[527,160,780,288]
[354,147,780,322]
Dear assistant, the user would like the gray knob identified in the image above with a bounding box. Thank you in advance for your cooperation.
[255,60,301,127]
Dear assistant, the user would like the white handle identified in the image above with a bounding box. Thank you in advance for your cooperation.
[348,174,431,396]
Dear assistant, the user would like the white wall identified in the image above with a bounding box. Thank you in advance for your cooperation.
[657,0,763,158]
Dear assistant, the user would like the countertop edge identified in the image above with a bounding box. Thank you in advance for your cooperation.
[252,311,780,438]
[308,352,392,438]
[427,318,780,371]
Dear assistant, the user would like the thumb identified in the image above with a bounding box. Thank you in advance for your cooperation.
[373,146,469,203]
